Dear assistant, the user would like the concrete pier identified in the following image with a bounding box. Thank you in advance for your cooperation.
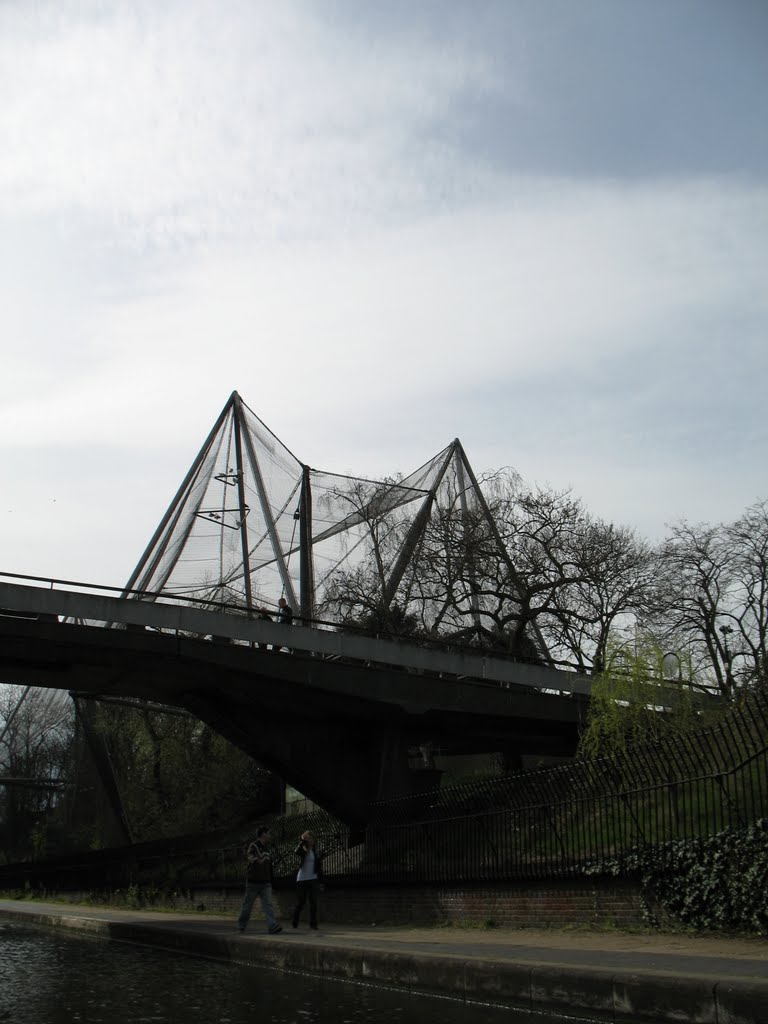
[1,899,766,1023]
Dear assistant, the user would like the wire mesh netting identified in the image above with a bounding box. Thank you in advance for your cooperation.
[0,390,553,868]
[120,392,544,655]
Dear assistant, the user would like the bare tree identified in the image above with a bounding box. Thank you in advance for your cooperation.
[726,499,768,690]
[479,480,653,669]
[401,471,496,640]
[651,500,768,697]
[318,467,655,670]
[88,702,277,841]
[0,685,74,861]
[545,519,657,673]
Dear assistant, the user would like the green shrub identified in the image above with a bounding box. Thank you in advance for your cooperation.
[586,819,768,934]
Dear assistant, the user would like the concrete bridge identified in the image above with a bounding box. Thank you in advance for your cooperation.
[0,577,589,824]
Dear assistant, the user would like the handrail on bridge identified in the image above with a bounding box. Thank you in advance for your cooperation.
[0,569,562,667]
[0,570,721,707]
[0,569,589,697]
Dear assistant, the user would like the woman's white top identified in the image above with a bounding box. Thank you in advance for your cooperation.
[297,848,317,882]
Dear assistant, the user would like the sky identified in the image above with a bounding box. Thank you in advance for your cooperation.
[1,0,767,589]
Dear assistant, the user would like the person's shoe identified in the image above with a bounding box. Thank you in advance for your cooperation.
[292,920,298,929]
[237,927,245,933]
[268,924,283,934]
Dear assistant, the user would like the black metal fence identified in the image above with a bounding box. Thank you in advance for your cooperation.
[1,693,766,893]
[270,691,768,886]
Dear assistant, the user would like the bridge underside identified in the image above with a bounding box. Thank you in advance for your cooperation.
[0,616,586,824]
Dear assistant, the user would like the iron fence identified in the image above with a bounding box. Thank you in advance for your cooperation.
[1,693,765,893]
[269,691,768,885]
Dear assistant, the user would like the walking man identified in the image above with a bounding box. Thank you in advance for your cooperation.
[273,596,294,651]
[237,825,282,934]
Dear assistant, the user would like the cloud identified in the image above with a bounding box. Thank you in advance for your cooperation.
[2,174,764,470]
[0,0,503,246]
[1,1,766,585]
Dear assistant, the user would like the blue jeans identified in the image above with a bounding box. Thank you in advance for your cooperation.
[237,881,277,931]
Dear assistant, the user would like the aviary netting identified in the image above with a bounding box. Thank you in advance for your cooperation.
[122,391,549,659]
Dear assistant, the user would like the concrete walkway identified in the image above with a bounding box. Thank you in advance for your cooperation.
[1,899,766,1023]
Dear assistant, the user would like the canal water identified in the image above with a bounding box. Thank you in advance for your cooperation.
[0,921,600,1024]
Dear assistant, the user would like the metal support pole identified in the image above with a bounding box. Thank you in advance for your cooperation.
[299,465,315,623]
[233,403,254,612]
[73,696,133,845]
[456,442,553,665]
[382,492,434,611]
[382,444,454,612]
[236,395,299,610]
[454,444,482,633]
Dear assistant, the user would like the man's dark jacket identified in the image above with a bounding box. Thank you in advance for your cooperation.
[245,838,274,883]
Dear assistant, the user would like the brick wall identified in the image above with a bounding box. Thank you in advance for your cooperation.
[186,879,646,929]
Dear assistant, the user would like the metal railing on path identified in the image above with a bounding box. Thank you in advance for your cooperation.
[1,692,764,893]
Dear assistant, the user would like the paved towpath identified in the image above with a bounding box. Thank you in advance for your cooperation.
[1,899,766,1023]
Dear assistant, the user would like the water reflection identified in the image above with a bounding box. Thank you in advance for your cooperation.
[0,922,585,1024]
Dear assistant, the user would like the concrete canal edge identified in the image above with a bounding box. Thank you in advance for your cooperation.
[1,904,766,1024]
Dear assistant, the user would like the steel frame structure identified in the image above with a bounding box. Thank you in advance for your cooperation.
[120,390,551,661]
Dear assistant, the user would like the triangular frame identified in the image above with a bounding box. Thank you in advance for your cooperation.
[122,391,550,662]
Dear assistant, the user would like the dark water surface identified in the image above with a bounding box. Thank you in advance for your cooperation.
[0,922,605,1024]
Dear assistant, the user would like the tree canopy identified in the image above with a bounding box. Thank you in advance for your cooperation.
[319,472,766,699]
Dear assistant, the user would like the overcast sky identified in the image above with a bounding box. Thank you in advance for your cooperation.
[2,0,767,588]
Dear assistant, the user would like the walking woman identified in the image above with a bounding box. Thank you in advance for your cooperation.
[292,830,324,930]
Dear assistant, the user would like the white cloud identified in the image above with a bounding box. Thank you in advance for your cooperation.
[0,0,503,245]
[3,176,764,445]
[1,1,766,586]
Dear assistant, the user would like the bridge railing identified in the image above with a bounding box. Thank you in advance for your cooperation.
[1,570,723,708]
[0,569,557,661]
[0,571,593,695]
